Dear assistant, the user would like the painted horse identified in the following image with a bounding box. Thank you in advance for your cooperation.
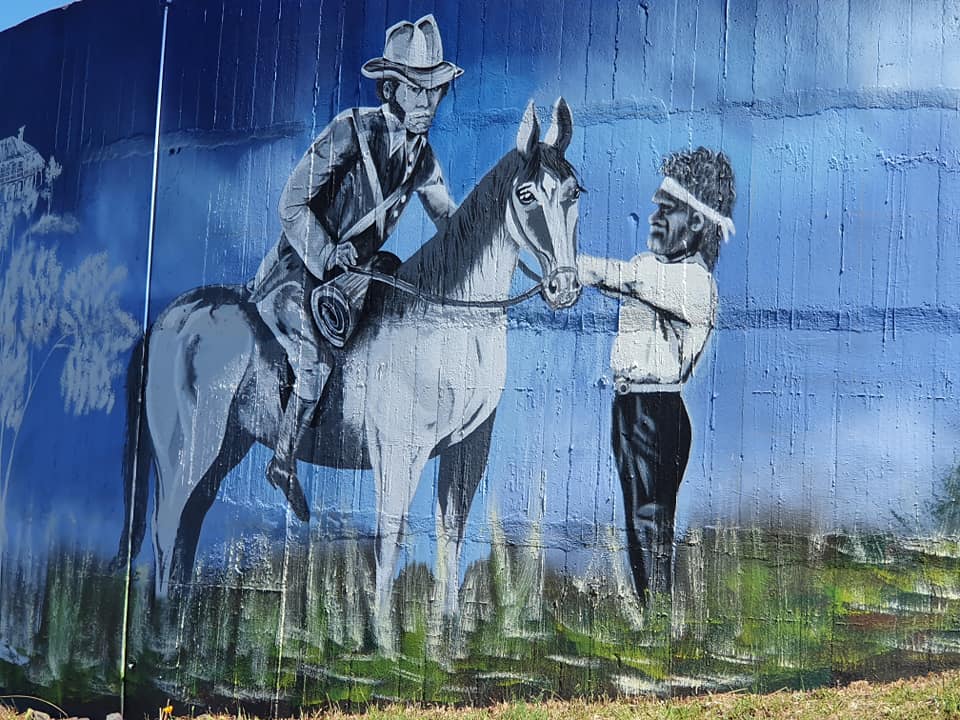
[116,98,581,638]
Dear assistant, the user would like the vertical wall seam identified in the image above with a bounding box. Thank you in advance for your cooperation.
[119,1,171,715]
[142,1,171,335]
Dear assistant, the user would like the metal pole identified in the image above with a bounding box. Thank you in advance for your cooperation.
[120,1,172,714]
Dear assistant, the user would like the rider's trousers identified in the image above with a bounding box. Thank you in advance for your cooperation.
[251,251,401,400]
[255,273,333,402]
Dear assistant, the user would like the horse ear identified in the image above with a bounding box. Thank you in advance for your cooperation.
[516,100,540,158]
[544,97,573,154]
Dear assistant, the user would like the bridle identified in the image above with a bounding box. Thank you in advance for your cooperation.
[346,258,553,309]
[346,167,579,310]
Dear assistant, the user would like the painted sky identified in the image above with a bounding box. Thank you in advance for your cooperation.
[0,1,76,32]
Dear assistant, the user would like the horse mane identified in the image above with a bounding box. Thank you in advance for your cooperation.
[378,144,577,315]
[391,150,525,304]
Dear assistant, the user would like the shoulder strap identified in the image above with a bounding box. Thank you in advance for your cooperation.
[351,109,386,242]
[340,184,407,245]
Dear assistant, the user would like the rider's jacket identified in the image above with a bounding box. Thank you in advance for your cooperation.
[250,103,455,301]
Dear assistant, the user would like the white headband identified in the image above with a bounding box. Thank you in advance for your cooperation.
[658,176,736,243]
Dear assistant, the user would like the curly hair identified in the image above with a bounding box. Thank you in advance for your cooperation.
[660,147,736,270]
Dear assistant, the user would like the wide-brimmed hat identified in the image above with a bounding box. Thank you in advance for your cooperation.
[361,14,464,90]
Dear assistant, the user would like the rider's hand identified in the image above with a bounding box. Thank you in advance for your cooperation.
[328,242,358,271]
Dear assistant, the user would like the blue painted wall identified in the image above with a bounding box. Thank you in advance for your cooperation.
[2,0,960,712]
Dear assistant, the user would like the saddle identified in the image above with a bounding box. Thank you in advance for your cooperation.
[310,251,401,348]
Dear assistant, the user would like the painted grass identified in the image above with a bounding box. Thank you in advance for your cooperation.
[4,527,960,712]
[5,669,960,719]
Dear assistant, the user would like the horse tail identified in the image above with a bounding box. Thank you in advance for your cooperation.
[110,332,153,573]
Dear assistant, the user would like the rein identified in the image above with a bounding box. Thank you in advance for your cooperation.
[347,259,546,309]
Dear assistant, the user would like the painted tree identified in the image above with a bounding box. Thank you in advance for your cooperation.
[0,241,138,590]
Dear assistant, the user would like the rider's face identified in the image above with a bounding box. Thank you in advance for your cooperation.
[391,81,445,135]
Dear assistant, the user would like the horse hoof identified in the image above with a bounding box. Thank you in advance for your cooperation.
[266,458,311,523]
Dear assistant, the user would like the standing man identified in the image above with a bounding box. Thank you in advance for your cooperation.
[578,147,736,604]
[249,15,463,522]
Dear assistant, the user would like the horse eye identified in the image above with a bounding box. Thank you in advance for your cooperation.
[516,185,536,205]
[572,186,581,199]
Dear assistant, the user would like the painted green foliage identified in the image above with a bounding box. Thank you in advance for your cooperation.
[4,520,960,710]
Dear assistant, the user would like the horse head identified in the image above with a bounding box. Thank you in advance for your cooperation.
[506,97,582,310]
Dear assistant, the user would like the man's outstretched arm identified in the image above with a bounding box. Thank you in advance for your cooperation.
[578,254,634,297]
[578,253,715,326]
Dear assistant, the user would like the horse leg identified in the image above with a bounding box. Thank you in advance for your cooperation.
[152,400,237,598]
[150,314,251,598]
[368,432,431,651]
[169,430,254,589]
[435,411,497,619]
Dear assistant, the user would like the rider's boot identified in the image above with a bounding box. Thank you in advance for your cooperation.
[267,392,316,522]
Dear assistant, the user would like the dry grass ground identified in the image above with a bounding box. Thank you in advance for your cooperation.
[320,670,960,719]
[5,670,960,720]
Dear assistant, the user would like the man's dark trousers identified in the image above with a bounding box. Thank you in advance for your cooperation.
[612,391,692,602]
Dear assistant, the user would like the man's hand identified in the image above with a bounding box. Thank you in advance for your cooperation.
[328,241,358,271]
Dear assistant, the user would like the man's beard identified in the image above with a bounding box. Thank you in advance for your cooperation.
[390,100,432,135]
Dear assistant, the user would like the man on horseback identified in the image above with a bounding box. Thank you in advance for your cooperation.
[249,14,463,522]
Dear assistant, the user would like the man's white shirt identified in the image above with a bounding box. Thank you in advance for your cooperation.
[582,253,717,386]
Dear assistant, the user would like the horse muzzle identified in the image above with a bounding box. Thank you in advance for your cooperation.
[542,266,581,309]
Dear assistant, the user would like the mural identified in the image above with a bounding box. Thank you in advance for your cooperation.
[2,0,960,715]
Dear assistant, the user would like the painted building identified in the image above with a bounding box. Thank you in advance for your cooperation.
[0,128,44,205]
[1,0,959,715]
